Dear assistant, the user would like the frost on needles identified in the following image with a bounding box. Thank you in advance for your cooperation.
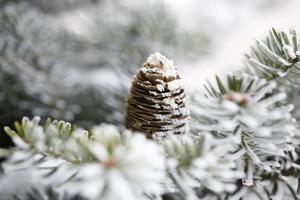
[1,116,242,200]
[1,29,300,200]
[191,74,295,172]
[245,28,300,85]
[2,117,166,200]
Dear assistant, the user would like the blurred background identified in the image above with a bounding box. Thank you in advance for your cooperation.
[0,0,299,148]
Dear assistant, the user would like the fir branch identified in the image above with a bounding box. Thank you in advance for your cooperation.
[162,134,243,197]
[2,117,166,200]
[244,28,300,85]
[191,74,296,172]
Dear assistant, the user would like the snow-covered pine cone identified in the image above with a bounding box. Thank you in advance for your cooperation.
[125,52,188,138]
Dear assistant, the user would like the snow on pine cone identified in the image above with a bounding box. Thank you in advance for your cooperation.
[125,52,189,138]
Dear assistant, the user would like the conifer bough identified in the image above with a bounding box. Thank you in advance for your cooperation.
[125,52,188,138]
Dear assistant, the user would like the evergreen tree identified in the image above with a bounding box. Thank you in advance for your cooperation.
[1,1,300,200]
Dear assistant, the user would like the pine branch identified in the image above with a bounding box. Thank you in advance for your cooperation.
[244,28,300,85]
[162,134,243,199]
[191,74,296,172]
[1,117,167,200]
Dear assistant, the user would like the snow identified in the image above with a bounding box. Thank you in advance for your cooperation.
[283,45,297,59]
[142,52,184,93]
[163,98,178,109]
[146,52,165,66]
[167,79,183,91]
[144,52,178,78]
[154,104,160,109]
[155,79,165,84]
[156,84,165,92]
[149,91,159,96]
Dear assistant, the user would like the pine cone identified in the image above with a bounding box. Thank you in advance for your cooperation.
[125,52,188,138]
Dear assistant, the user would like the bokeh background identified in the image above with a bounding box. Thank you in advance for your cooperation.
[1,0,299,147]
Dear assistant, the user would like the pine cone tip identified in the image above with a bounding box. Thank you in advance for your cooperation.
[142,52,178,78]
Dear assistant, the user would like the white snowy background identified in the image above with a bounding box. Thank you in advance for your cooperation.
[61,0,300,88]
[167,0,300,87]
